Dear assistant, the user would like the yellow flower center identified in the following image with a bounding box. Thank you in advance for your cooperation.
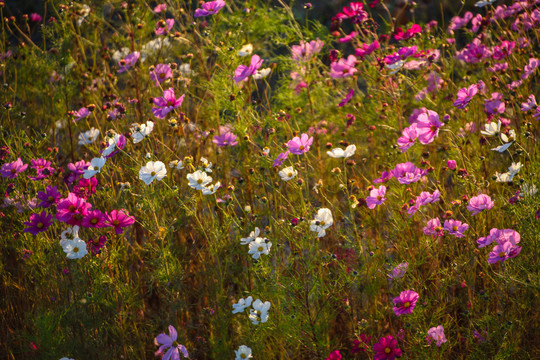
[452,226,458,231]
[258,246,264,252]
[73,247,79,253]
[385,347,391,354]
[403,301,410,308]
[299,145,305,150]
[37,222,44,228]
[151,171,156,176]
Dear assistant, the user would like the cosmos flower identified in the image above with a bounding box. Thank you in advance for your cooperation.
[392,290,419,316]
[23,211,53,235]
[194,0,225,17]
[154,325,189,359]
[233,54,264,83]
[310,208,333,237]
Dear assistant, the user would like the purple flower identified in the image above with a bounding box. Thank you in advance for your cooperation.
[23,211,53,235]
[427,325,447,347]
[287,133,313,155]
[443,219,468,238]
[105,209,135,235]
[154,325,189,359]
[373,335,402,360]
[234,54,263,83]
[329,55,357,79]
[118,51,140,73]
[82,209,107,228]
[477,228,500,248]
[28,158,55,181]
[391,162,426,185]
[73,106,91,121]
[423,217,443,237]
[388,262,408,280]
[366,185,387,209]
[467,194,494,215]
[273,151,290,167]
[212,131,238,147]
[150,64,173,85]
[152,88,185,119]
[37,186,61,208]
[521,57,539,80]
[336,2,368,24]
[338,89,354,107]
[1,158,28,178]
[415,109,443,145]
[488,241,521,264]
[392,290,419,316]
[155,18,174,35]
[484,92,505,114]
[453,84,478,109]
[72,177,98,199]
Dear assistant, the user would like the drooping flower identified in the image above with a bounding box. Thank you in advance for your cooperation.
[154,325,189,359]
[23,211,53,235]
[233,54,264,83]
[240,227,260,245]
[152,88,185,119]
[392,290,419,316]
[105,209,135,235]
[427,325,447,347]
[194,0,225,17]
[232,296,253,314]
[373,335,402,360]
[443,219,469,238]
[62,238,88,259]
[480,120,501,136]
[187,170,212,190]
[310,208,333,237]
[101,134,126,158]
[467,194,494,215]
[366,185,387,209]
[327,145,356,158]
[355,40,379,59]
[279,166,297,181]
[235,345,253,360]
[287,133,313,155]
[397,124,417,152]
[248,237,272,259]
[72,106,91,121]
[139,161,167,185]
[272,151,290,167]
[1,158,28,178]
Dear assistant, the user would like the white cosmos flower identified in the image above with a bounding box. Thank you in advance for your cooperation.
[131,121,154,144]
[279,166,297,181]
[248,237,272,259]
[238,44,253,57]
[78,128,100,145]
[139,161,167,185]
[310,208,333,238]
[253,68,271,80]
[235,345,253,360]
[169,160,184,170]
[178,63,195,76]
[521,182,538,197]
[249,299,271,325]
[480,120,501,136]
[232,296,253,314]
[60,225,80,247]
[475,0,496,7]
[62,238,88,259]
[327,144,356,158]
[201,181,221,195]
[187,170,212,190]
[200,157,213,173]
[508,162,523,176]
[60,357,75,360]
[101,134,123,157]
[495,162,522,182]
[83,157,106,179]
[386,60,405,74]
[491,129,514,152]
[240,227,260,245]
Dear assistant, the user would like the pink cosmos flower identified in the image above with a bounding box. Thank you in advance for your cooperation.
[453,84,478,109]
[488,62,508,72]
[118,51,140,73]
[150,64,173,86]
[416,190,440,207]
[443,219,469,238]
[233,54,263,83]
[447,160,457,170]
[325,350,342,360]
[521,95,537,111]
[72,106,91,121]
[394,23,421,41]
[154,325,189,359]
[336,2,368,24]
[467,194,494,215]
[73,177,98,199]
[521,58,539,80]
[423,217,443,237]
[194,0,225,17]
[155,18,174,35]
[492,40,515,60]
[415,109,443,144]
[1,158,28,178]
[366,185,387,209]
[291,39,324,62]
[355,40,379,59]
[329,55,357,79]
[339,31,357,43]
[388,262,408,280]
[393,290,419,316]
[56,193,92,226]
[338,89,354,107]
[427,325,447,347]
[391,162,426,184]
[455,38,491,63]
[105,209,135,235]
[488,241,521,264]
[397,124,417,152]
[152,88,185,119]
[373,335,402,360]
[287,133,313,155]
[477,228,501,248]
[23,211,53,235]
[30,13,42,22]
[82,209,107,228]
[28,158,55,180]
[154,3,167,13]
[484,92,505,114]
[447,12,473,33]
[471,14,483,32]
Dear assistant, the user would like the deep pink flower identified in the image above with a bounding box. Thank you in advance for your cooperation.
[118,52,140,73]
[150,63,173,85]
[394,23,421,41]
[336,2,368,24]
[338,89,354,107]
[194,0,225,17]
[355,40,379,59]
[155,18,174,35]
[65,160,90,185]
[213,131,238,147]
[233,54,263,83]
[453,84,478,109]
[28,158,55,180]
[37,186,61,208]
[23,211,53,235]
[88,235,108,256]
[467,194,494,215]
[366,185,387,209]
[443,219,468,238]
[1,158,28,178]
[82,209,107,228]
[325,350,342,360]
[392,290,419,316]
[155,325,189,359]
[492,40,515,60]
[416,109,443,144]
[72,177,98,199]
[351,334,371,353]
[287,134,313,155]
[339,31,357,43]
[56,193,91,226]
[373,335,402,360]
[152,88,185,119]
[427,325,447,347]
[447,160,457,170]
[30,13,42,22]
[329,55,357,79]
[105,209,135,235]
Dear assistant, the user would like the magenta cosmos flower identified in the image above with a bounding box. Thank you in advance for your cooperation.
[1,158,28,178]
[73,106,91,121]
[355,40,379,59]
[56,193,92,226]
[287,133,313,155]
[373,335,402,360]
[23,211,53,235]
[28,158,55,180]
[415,109,443,145]
[82,209,107,228]
[467,194,494,215]
[152,88,185,119]
[427,325,447,347]
[155,325,189,359]
[392,290,419,316]
[150,63,173,86]
[118,51,140,73]
[325,350,342,360]
[155,18,174,36]
[329,55,357,79]
[105,209,135,234]
[194,0,225,17]
[443,219,469,238]
[336,2,368,24]
[366,185,387,209]
[453,84,478,109]
[233,54,263,83]
[37,185,62,208]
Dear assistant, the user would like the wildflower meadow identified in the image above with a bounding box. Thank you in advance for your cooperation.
[1,0,540,359]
